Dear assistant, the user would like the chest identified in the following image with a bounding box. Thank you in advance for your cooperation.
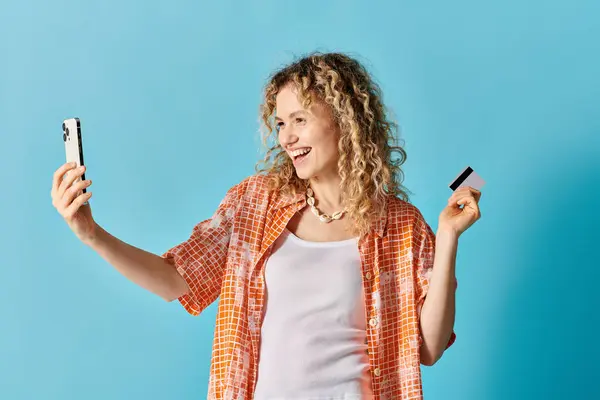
[285,205,358,242]
[220,201,423,391]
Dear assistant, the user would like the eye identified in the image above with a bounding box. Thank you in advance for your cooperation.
[275,121,284,131]
[295,117,305,124]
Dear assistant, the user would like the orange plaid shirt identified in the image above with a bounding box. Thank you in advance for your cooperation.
[162,174,456,400]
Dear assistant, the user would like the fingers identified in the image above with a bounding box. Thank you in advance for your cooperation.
[52,162,77,198]
[60,179,92,212]
[51,162,92,214]
[448,186,481,205]
[57,164,86,199]
[448,194,469,207]
[468,187,482,201]
[64,191,93,219]
[447,188,482,218]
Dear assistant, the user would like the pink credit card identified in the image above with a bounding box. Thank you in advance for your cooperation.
[449,166,485,191]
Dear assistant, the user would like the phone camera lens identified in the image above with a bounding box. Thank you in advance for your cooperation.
[63,133,67,142]
[62,122,66,131]
[65,127,70,136]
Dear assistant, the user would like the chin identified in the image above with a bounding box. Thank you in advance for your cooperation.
[294,163,335,182]
[294,169,313,180]
[293,163,316,180]
[290,158,309,180]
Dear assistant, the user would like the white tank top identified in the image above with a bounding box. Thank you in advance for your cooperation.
[253,228,374,400]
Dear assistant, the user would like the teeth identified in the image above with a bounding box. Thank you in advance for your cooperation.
[291,148,311,158]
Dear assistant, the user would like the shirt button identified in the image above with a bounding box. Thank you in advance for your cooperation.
[369,318,378,327]
[365,272,372,280]
[374,367,381,376]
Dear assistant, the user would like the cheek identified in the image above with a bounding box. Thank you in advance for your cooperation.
[323,133,340,155]
[313,139,339,165]
[310,126,337,149]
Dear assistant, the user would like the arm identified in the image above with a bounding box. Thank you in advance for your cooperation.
[419,229,458,366]
[85,223,190,302]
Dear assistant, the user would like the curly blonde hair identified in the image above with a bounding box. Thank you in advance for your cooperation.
[255,52,412,238]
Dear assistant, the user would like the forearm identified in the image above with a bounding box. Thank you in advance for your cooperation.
[419,229,458,365]
[85,222,189,302]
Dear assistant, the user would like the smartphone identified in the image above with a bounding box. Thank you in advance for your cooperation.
[63,117,87,202]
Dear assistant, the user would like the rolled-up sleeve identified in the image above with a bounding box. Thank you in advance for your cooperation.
[161,182,243,316]
[412,211,457,350]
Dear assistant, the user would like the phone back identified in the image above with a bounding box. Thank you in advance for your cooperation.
[63,117,86,196]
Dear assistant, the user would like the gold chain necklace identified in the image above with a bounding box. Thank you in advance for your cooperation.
[306,187,347,223]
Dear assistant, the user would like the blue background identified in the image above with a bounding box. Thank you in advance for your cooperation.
[1,0,599,399]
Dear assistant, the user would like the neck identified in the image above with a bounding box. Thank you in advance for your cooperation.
[307,175,344,213]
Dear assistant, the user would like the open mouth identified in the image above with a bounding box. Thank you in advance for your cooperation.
[292,148,312,163]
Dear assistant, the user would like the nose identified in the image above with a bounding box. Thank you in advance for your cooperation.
[279,125,298,150]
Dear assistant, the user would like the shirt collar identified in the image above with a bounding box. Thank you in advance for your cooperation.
[272,190,388,238]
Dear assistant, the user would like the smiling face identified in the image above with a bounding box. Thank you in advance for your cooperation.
[275,84,341,181]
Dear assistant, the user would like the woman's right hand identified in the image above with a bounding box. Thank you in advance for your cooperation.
[51,162,96,244]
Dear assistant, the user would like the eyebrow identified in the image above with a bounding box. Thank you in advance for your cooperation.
[274,110,307,121]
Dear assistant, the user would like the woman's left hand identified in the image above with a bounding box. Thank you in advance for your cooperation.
[438,186,482,237]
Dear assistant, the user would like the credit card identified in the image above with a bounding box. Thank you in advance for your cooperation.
[449,166,485,191]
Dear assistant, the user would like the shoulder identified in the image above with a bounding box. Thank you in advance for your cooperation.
[387,195,427,224]
[227,173,273,201]
[385,195,433,237]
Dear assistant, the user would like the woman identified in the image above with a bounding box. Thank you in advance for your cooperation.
[51,52,481,400]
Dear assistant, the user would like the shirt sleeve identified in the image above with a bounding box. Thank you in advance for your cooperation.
[161,182,244,316]
[413,211,457,350]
